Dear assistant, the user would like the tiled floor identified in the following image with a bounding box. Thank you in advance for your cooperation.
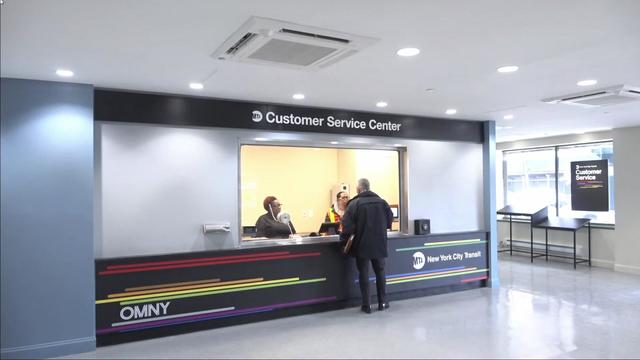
[57,255,640,359]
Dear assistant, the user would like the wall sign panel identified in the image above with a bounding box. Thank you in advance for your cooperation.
[571,159,609,211]
[94,90,484,143]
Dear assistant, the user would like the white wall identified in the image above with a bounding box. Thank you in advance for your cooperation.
[406,139,483,234]
[96,122,485,258]
[96,123,240,258]
[497,127,640,274]
[612,126,640,274]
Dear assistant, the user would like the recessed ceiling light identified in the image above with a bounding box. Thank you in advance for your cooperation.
[425,88,436,93]
[330,141,339,145]
[56,69,74,77]
[376,101,388,108]
[393,144,403,147]
[503,114,514,120]
[292,93,305,100]
[496,65,519,73]
[445,109,457,115]
[397,48,420,57]
[189,82,204,90]
[254,137,268,141]
[577,79,598,86]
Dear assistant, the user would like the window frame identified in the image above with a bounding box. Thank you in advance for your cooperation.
[238,141,406,241]
[502,140,614,225]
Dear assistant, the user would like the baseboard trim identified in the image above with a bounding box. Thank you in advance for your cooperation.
[591,258,614,269]
[1,336,95,359]
[614,263,640,275]
[499,245,616,270]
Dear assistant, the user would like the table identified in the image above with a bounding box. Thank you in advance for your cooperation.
[532,216,591,269]
[497,205,548,262]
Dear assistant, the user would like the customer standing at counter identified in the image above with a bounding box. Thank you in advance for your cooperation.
[340,178,393,314]
[255,196,296,238]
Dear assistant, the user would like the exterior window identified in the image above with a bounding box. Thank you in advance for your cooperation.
[502,141,614,225]
[504,148,556,212]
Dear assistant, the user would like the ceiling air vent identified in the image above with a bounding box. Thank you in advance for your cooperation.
[542,85,640,108]
[211,16,378,70]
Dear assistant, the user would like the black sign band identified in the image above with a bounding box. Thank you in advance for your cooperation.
[94,89,485,143]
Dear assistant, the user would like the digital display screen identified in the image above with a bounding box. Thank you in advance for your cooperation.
[390,205,399,219]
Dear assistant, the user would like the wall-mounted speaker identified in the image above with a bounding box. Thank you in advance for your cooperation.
[414,219,431,235]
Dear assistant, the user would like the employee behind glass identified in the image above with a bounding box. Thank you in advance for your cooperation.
[340,178,393,314]
[325,191,349,231]
[255,196,296,238]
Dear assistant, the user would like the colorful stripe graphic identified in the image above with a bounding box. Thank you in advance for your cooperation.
[124,278,221,292]
[355,267,488,285]
[97,277,302,304]
[120,277,327,305]
[106,252,290,270]
[396,238,485,252]
[461,275,488,283]
[99,251,321,275]
[108,278,262,298]
[97,296,337,334]
[388,267,477,283]
[357,266,465,282]
[111,307,235,327]
[388,268,488,285]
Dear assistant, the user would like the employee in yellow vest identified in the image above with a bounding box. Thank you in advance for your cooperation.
[325,191,349,231]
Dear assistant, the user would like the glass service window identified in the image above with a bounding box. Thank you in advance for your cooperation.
[240,145,401,240]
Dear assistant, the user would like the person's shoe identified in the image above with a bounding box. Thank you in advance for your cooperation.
[378,302,390,311]
[360,305,372,314]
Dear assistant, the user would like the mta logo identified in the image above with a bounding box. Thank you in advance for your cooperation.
[252,110,263,122]
[412,251,425,270]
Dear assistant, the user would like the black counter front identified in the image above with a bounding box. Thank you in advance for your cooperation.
[95,231,489,345]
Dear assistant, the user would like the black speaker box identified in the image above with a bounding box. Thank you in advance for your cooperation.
[414,219,431,235]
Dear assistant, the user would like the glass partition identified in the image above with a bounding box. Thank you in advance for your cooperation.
[504,148,557,212]
[502,141,615,224]
[240,145,400,240]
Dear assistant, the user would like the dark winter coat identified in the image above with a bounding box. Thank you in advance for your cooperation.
[340,191,393,259]
[255,213,296,238]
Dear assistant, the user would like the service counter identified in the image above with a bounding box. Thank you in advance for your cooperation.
[95,231,489,345]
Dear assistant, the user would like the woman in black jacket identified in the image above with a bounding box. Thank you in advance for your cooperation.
[255,196,296,238]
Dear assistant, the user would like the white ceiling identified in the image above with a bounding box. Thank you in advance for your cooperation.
[2,0,640,142]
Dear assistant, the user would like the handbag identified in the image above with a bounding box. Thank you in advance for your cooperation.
[342,234,355,255]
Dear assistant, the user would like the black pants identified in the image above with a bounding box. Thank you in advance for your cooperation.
[356,257,386,306]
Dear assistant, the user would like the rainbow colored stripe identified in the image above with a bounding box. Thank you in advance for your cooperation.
[357,266,488,285]
[99,251,321,275]
[97,296,337,334]
[395,238,486,252]
[96,250,331,335]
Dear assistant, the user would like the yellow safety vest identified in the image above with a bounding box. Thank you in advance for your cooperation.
[328,207,337,223]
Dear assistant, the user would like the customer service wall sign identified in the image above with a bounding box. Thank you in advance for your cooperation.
[94,89,485,143]
[571,160,609,211]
